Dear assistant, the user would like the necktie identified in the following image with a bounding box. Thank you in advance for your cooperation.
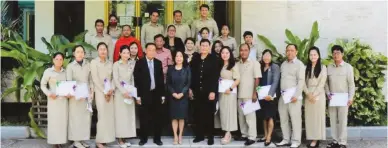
[148,61,155,90]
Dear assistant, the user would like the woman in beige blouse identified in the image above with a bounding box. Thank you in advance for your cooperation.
[66,45,93,148]
[113,45,137,148]
[218,46,240,145]
[215,25,238,56]
[303,46,327,148]
[41,52,69,148]
[91,42,115,148]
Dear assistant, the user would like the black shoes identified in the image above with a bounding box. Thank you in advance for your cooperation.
[327,142,340,148]
[207,137,214,145]
[153,140,163,146]
[193,137,205,143]
[234,136,248,141]
[264,140,272,146]
[244,139,256,146]
[339,145,347,148]
[138,140,147,146]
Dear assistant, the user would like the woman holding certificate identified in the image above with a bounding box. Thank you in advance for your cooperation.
[218,46,240,145]
[91,42,115,148]
[166,51,191,145]
[257,49,280,146]
[67,45,93,148]
[303,47,327,148]
[113,45,137,147]
[41,52,68,148]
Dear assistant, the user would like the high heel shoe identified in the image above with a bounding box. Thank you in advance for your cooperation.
[178,136,183,145]
[264,139,272,146]
[173,137,178,145]
[221,134,231,145]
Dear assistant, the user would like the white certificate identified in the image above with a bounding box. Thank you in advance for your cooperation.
[218,79,237,93]
[75,83,89,100]
[121,81,138,98]
[257,85,276,100]
[329,93,349,106]
[103,78,111,95]
[281,87,302,104]
[240,100,261,115]
[56,81,76,96]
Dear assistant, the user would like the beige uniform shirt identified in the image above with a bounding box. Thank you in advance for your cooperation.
[215,36,238,55]
[141,22,164,49]
[325,61,355,100]
[280,58,305,98]
[113,60,136,94]
[90,57,114,93]
[85,33,114,62]
[66,60,93,91]
[41,67,67,96]
[236,59,262,99]
[104,27,122,39]
[191,17,219,40]
[167,23,191,42]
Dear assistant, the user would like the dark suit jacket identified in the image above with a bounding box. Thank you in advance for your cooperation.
[164,37,185,54]
[134,57,165,105]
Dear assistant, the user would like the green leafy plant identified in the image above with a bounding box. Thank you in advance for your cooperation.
[257,21,319,64]
[327,39,387,126]
[1,30,94,138]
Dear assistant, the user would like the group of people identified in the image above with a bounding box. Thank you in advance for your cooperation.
[41,4,355,148]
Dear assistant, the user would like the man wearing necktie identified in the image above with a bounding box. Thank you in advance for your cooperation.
[134,43,165,146]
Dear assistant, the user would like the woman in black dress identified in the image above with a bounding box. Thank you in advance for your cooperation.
[257,49,280,146]
[190,39,220,145]
[164,25,185,55]
[167,50,191,145]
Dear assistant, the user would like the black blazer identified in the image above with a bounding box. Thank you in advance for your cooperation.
[189,53,220,97]
[134,57,165,105]
[164,37,185,54]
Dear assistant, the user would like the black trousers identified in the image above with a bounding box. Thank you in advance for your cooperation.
[193,93,215,139]
[139,91,163,141]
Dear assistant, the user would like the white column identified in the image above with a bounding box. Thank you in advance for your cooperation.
[34,0,54,53]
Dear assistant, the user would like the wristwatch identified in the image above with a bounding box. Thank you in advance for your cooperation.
[229,87,233,91]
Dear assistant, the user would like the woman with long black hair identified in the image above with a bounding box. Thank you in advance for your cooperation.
[303,46,327,148]
[217,46,240,145]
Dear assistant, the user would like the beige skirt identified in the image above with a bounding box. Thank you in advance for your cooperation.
[114,91,137,138]
[95,91,115,143]
[219,93,238,131]
[68,98,92,141]
[47,97,68,144]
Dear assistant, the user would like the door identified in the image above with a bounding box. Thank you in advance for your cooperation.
[54,1,85,41]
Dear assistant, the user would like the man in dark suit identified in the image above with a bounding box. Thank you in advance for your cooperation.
[134,43,165,146]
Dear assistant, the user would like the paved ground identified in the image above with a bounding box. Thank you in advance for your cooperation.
[1,137,387,148]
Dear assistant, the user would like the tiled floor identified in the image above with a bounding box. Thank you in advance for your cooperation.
[1,138,387,148]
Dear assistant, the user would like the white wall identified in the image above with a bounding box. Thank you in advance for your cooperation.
[34,0,54,53]
[241,1,388,97]
[84,0,105,34]
[240,1,387,57]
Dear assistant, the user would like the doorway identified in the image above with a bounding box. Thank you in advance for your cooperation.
[54,1,85,41]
